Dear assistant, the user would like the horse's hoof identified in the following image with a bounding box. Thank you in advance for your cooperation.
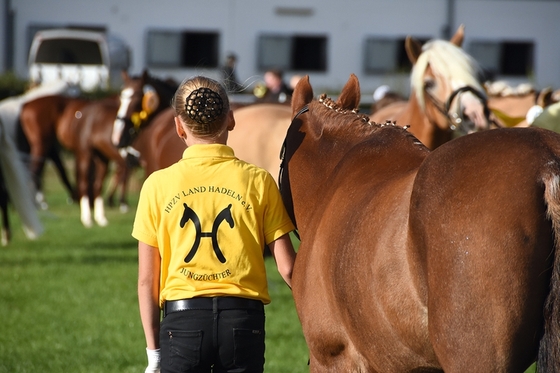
[119,203,129,213]
[81,219,93,228]
[1,233,8,246]
[95,217,109,227]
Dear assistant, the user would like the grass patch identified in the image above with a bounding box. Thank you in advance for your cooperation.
[0,161,538,372]
[0,163,308,372]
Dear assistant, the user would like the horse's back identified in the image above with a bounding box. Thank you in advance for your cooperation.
[410,127,560,371]
[369,101,408,124]
[228,103,292,183]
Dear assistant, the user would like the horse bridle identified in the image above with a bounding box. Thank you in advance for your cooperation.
[424,85,497,133]
[278,105,309,241]
[279,105,309,192]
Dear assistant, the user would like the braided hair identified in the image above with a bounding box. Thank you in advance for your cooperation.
[172,76,230,138]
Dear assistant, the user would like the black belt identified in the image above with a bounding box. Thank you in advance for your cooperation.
[163,297,264,317]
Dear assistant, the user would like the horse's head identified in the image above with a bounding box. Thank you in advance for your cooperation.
[112,69,177,148]
[408,25,491,135]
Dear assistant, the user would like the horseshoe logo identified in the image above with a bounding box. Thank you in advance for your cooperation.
[180,203,234,263]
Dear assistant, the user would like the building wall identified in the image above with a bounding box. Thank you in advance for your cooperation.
[4,0,560,95]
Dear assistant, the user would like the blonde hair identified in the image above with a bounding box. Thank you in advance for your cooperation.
[172,76,230,138]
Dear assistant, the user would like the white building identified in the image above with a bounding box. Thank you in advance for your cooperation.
[2,0,560,97]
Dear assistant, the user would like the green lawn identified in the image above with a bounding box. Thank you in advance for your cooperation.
[0,161,539,372]
[0,163,308,372]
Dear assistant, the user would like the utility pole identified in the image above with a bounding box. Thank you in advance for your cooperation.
[442,0,455,40]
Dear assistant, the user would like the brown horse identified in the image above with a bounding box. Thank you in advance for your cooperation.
[20,94,129,227]
[280,74,560,372]
[370,25,492,149]
[486,85,557,128]
[111,102,292,183]
[105,71,177,209]
[20,95,88,206]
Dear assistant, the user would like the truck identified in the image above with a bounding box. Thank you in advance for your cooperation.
[28,28,131,91]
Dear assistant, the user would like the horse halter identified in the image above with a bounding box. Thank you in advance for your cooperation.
[278,105,308,241]
[279,105,309,193]
[425,85,493,133]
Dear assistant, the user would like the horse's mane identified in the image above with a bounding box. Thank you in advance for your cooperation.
[146,74,179,98]
[411,40,484,109]
[485,80,536,97]
[316,94,423,146]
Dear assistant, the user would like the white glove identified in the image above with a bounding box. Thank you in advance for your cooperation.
[145,348,161,373]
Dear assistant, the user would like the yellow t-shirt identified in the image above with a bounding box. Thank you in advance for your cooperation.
[132,144,295,306]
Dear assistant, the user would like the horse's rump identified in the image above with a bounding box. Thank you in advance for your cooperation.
[409,127,560,370]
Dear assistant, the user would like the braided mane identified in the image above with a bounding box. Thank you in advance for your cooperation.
[318,93,409,130]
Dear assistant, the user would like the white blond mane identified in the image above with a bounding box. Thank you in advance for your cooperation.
[411,39,484,109]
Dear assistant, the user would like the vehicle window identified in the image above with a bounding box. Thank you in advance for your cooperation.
[35,38,103,65]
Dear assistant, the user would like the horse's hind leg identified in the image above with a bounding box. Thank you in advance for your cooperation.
[48,146,76,204]
[92,156,108,227]
[106,149,136,213]
[76,152,93,228]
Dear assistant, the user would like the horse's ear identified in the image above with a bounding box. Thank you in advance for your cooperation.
[405,36,423,65]
[450,24,465,47]
[336,74,361,110]
[537,87,553,108]
[142,69,150,82]
[291,75,314,117]
[121,70,130,82]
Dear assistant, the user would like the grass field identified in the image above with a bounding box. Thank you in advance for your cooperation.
[0,160,540,373]
[0,162,308,373]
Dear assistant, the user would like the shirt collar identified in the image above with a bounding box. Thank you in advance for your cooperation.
[182,144,236,160]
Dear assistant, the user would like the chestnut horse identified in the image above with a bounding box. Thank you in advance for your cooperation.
[108,102,292,200]
[487,85,557,128]
[20,94,131,227]
[280,74,560,372]
[106,71,177,210]
[370,25,492,149]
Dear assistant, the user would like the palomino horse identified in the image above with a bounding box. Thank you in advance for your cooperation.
[370,25,492,149]
[280,74,560,372]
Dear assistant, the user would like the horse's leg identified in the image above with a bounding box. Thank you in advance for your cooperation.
[117,150,140,213]
[48,146,76,204]
[91,154,108,227]
[75,151,93,228]
[106,148,136,213]
[94,141,129,218]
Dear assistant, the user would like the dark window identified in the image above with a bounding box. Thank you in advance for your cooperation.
[291,36,327,71]
[147,30,219,68]
[468,40,534,77]
[501,42,533,76]
[36,38,103,65]
[258,34,327,72]
[363,36,429,74]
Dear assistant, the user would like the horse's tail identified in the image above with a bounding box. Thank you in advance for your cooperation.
[538,173,560,372]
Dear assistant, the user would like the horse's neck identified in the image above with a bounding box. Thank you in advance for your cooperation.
[290,124,427,234]
[401,93,452,150]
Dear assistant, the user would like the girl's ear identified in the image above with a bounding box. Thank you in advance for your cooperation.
[175,117,186,139]
[227,110,236,131]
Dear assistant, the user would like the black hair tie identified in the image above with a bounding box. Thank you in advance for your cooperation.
[185,88,224,125]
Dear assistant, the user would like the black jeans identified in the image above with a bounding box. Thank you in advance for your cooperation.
[160,307,265,373]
